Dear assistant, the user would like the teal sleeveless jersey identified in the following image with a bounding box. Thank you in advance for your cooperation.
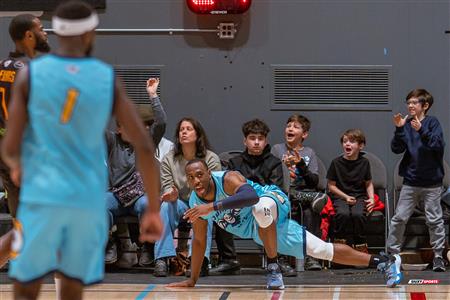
[21,54,114,210]
[189,171,305,258]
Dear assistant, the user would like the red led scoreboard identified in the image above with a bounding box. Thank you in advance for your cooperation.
[187,0,251,14]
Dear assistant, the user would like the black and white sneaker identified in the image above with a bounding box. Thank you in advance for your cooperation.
[432,256,446,272]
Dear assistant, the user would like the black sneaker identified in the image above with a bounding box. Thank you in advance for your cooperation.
[304,256,322,271]
[185,258,209,277]
[432,256,446,272]
[154,259,168,277]
[294,191,328,214]
[116,239,138,268]
[138,245,152,267]
[278,255,297,277]
[209,259,241,275]
[105,241,117,264]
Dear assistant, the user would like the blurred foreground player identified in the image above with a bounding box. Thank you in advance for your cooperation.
[1,1,162,299]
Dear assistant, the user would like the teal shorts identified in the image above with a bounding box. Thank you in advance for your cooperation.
[9,203,108,285]
[252,190,306,259]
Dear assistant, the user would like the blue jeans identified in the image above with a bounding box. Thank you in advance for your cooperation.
[154,199,212,260]
[105,192,148,230]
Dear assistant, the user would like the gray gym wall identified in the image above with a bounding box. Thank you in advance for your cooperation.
[1,0,450,197]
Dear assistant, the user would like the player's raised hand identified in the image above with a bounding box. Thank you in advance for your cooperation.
[139,210,163,243]
[393,113,408,127]
[146,78,159,98]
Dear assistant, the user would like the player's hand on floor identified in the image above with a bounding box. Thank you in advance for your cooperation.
[139,210,163,243]
[167,279,195,288]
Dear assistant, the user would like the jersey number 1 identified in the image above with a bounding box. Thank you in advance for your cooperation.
[60,88,79,124]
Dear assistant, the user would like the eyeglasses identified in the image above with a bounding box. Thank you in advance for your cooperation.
[406,100,421,105]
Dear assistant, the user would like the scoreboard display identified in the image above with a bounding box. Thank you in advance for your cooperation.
[187,0,251,14]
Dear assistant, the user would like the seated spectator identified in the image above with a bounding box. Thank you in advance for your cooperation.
[105,78,166,267]
[326,129,375,254]
[213,118,293,276]
[156,117,221,277]
[272,114,326,271]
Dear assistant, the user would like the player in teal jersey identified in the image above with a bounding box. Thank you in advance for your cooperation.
[1,1,162,299]
[168,159,402,290]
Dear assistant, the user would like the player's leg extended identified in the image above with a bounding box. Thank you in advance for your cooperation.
[306,231,402,287]
[0,229,13,268]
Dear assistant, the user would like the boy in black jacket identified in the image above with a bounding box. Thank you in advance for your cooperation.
[213,119,296,276]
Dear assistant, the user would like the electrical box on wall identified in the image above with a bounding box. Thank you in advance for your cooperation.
[187,0,251,15]
[0,0,106,11]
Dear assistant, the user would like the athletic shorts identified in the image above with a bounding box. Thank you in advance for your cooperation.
[9,203,108,285]
[252,190,306,259]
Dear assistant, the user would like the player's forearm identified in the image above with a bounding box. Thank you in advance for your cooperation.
[213,184,258,211]
[190,237,206,284]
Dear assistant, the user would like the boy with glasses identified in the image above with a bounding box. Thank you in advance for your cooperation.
[387,88,447,272]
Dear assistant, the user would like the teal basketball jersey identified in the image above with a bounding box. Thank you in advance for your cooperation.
[21,54,114,209]
[189,171,291,238]
[189,171,305,258]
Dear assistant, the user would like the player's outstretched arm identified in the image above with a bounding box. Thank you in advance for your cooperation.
[167,218,208,287]
[1,66,29,186]
[113,76,162,242]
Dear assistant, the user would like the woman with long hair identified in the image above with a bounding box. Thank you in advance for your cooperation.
[154,117,221,277]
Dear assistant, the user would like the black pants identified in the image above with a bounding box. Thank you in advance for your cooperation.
[332,198,368,245]
[301,206,322,238]
[214,223,236,260]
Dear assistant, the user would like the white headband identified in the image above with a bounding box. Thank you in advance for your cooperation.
[52,13,99,36]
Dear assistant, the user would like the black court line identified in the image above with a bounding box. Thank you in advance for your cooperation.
[219,291,230,300]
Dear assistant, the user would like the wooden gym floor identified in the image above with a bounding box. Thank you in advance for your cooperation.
[1,268,449,299]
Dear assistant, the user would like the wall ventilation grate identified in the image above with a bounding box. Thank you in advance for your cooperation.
[114,65,163,104]
[271,65,392,111]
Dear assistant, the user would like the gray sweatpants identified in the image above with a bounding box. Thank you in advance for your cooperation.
[387,185,446,256]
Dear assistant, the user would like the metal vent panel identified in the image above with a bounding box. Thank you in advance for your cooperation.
[114,65,163,104]
[271,65,392,111]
